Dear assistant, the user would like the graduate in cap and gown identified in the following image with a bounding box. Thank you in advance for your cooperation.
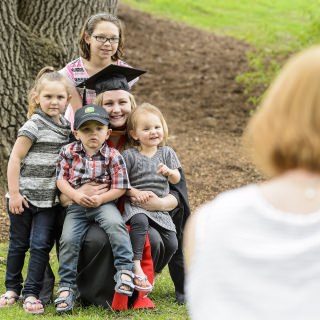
[63,65,191,308]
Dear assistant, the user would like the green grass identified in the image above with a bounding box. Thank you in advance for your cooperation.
[121,0,320,106]
[0,243,189,319]
[122,0,320,50]
[2,3,320,318]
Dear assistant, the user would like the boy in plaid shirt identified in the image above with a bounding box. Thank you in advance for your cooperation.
[55,105,135,313]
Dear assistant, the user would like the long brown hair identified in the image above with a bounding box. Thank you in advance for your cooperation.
[79,13,124,61]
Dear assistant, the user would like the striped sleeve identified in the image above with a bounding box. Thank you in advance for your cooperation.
[18,119,38,143]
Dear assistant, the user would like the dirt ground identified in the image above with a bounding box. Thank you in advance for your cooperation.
[0,4,264,241]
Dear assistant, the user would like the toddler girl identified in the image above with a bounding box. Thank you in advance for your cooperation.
[122,103,180,292]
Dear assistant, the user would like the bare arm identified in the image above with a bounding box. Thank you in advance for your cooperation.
[91,188,126,207]
[59,182,109,207]
[57,179,94,208]
[131,192,178,211]
[7,136,31,214]
[69,85,83,113]
[60,69,82,114]
[58,179,125,208]
[126,187,153,204]
[157,163,181,184]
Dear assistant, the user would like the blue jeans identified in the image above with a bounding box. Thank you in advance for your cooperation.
[58,202,134,290]
[5,200,58,298]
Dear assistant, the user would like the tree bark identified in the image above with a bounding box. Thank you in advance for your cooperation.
[0,0,118,187]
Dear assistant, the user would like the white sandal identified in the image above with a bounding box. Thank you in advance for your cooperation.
[0,292,20,308]
[134,274,153,293]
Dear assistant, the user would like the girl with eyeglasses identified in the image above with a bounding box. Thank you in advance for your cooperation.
[60,13,139,129]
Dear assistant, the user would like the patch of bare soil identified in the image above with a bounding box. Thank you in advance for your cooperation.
[0,4,264,241]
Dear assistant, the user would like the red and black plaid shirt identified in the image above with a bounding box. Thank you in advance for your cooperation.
[56,141,130,190]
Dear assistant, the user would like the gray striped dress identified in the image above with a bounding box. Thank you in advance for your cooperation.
[122,146,181,231]
[13,110,71,208]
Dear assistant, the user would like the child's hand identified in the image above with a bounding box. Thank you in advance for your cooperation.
[132,190,153,204]
[9,194,29,214]
[157,163,173,177]
[73,192,95,208]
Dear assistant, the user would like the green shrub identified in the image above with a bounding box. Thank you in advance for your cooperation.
[238,9,320,109]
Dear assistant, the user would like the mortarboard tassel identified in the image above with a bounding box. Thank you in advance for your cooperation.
[82,85,87,105]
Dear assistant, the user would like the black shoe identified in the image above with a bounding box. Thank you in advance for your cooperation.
[175,292,185,305]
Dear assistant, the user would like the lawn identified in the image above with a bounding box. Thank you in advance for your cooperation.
[122,0,320,50]
[2,1,319,319]
[0,243,189,319]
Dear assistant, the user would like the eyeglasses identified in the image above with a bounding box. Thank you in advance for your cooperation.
[92,35,119,44]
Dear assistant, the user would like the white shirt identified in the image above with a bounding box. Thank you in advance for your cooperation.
[186,184,320,320]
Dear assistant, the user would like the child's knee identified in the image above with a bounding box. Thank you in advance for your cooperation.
[60,233,79,250]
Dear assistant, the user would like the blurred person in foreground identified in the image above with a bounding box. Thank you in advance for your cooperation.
[184,45,320,320]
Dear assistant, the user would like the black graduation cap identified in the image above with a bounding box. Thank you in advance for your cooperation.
[77,64,146,105]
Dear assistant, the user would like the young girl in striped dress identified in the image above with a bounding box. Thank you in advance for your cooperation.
[0,67,71,314]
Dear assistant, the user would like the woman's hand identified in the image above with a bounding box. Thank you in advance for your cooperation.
[59,182,109,207]
[77,182,109,196]
[130,192,178,211]
[90,195,104,208]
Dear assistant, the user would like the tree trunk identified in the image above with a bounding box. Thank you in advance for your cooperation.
[0,0,118,188]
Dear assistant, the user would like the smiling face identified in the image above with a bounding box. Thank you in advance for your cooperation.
[130,112,164,149]
[101,90,132,128]
[85,21,119,62]
[74,120,111,155]
[34,79,70,123]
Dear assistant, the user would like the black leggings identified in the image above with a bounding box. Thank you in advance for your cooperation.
[129,213,178,272]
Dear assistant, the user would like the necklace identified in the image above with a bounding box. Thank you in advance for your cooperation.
[305,186,319,199]
[281,170,320,200]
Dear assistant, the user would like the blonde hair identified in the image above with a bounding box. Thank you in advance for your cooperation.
[94,90,137,127]
[127,103,169,148]
[79,13,124,61]
[27,67,71,119]
[244,45,320,176]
